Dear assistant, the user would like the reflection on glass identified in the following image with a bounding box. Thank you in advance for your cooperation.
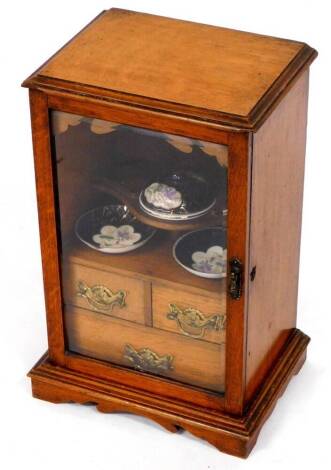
[52,110,228,393]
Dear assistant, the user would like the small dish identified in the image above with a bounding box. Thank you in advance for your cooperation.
[144,182,183,210]
[173,227,227,278]
[139,172,216,221]
[75,205,156,254]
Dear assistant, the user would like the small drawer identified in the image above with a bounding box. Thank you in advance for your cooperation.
[62,262,150,325]
[152,284,226,344]
[65,305,225,393]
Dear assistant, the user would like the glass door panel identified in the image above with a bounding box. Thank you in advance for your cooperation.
[51,110,228,394]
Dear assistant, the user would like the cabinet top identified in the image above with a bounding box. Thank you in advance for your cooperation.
[23,9,317,131]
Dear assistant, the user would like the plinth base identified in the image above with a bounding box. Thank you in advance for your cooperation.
[28,329,309,458]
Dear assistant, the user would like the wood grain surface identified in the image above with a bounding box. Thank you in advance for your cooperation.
[29,90,66,364]
[245,70,310,403]
[63,262,151,325]
[29,329,310,458]
[66,233,226,298]
[152,283,226,344]
[65,305,225,392]
[23,9,317,130]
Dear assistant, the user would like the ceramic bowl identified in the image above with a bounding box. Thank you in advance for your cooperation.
[173,227,227,278]
[139,172,216,221]
[75,205,156,254]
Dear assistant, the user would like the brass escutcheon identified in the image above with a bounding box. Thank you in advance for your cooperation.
[77,280,126,313]
[123,344,174,373]
[167,303,226,339]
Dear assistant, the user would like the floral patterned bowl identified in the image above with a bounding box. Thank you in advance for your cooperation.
[192,246,227,275]
[144,182,182,210]
[139,172,216,221]
[173,227,227,278]
[75,205,156,254]
[92,225,142,248]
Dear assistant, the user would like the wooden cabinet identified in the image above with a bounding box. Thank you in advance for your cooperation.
[22,9,317,458]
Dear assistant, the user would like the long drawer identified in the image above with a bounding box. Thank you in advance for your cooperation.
[64,305,225,393]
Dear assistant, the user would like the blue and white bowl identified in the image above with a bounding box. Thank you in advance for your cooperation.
[173,227,227,278]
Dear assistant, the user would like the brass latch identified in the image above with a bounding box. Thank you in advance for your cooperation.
[229,258,243,300]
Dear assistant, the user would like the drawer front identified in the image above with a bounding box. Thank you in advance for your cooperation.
[65,305,225,393]
[152,284,226,344]
[63,262,150,325]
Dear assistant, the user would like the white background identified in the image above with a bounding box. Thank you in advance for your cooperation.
[1,1,330,468]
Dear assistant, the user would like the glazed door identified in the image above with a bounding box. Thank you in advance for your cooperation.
[30,90,250,413]
[50,109,228,393]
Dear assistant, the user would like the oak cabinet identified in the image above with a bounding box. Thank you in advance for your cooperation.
[23,8,317,457]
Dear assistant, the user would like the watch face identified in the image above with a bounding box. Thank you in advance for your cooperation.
[173,227,227,279]
[75,204,156,254]
[139,171,217,221]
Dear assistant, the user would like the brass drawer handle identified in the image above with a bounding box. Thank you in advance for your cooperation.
[124,344,174,373]
[167,303,226,339]
[77,280,126,313]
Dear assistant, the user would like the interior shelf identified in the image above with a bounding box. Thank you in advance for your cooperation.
[56,118,228,300]
[64,230,226,299]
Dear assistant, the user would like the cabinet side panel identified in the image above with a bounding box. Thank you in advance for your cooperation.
[246,70,309,403]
